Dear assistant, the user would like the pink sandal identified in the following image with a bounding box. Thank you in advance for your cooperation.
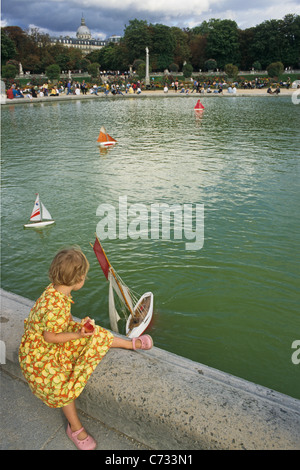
[66,423,96,450]
[132,334,153,351]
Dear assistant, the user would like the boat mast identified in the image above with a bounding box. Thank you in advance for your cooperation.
[91,237,135,317]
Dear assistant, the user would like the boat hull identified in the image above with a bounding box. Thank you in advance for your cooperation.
[24,220,55,228]
[126,292,153,338]
[98,141,116,147]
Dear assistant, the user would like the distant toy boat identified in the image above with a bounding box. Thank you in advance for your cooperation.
[91,236,154,338]
[24,193,55,228]
[97,126,117,147]
[194,99,205,110]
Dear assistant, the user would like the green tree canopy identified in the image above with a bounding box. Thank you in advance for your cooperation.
[123,19,151,64]
[205,19,240,69]
[170,27,191,69]
[45,64,60,80]
[1,29,17,65]
[2,63,18,79]
[266,61,284,77]
[1,14,299,77]
[149,24,176,71]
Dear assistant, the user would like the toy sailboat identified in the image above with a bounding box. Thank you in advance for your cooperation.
[194,99,205,110]
[97,126,117,147]
[91,236,154,338]
[24,193,55,228]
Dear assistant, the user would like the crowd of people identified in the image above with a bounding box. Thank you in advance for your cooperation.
[5,75,294,100]
[5,79,146,100]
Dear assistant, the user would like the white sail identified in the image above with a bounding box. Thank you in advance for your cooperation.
[108,271,121,333]
[122,284,134,313]
[92,237,153,338]
[30,194,42,222]
[41,203,53,220]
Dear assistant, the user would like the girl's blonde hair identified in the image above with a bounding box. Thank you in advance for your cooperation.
[49,246,89,286]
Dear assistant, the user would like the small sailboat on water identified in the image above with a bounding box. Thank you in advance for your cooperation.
[97,126,117,147]
[91,236,153,338]
[24,193,55,228]
[194,99,205,110]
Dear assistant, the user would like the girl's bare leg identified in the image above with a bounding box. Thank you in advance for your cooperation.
[111,336,141,349]
[62,400,87,440]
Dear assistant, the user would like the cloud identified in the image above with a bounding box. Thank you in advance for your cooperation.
[2,0,300,39]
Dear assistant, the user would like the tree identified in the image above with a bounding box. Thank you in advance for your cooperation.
[123,19,151,64]
[46,64,60,80]
[137,62,146,80]
[204,58,217,71]
[238,28,255,70]
[3,26,37,63]
[1,64,17,79]
[205,19,240,69]
[224,63,239,78]
[170,27,190,70]
[252,61,262,71]
[23,54,42,73]
[87,62,100,78]
[248,18,298,68]
[149,24,176,71]
[189,34,207,71]
[182,62,193,78]
[98,42,125,71]
[266,61,284,77]
[169,62,179,72]
[67,48,85,70]
[1,29,17,65]
[281,14,300,67]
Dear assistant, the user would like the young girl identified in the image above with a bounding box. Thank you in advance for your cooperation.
[19,246,153,450]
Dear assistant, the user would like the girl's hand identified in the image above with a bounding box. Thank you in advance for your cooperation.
[78,326,94,338]
[81,317,95,334]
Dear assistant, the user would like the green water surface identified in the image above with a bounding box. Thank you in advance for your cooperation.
[1,95,299,399]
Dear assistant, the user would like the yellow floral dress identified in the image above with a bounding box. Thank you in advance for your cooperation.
[19,284,114,408]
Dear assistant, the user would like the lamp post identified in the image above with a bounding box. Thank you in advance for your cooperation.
[145,47,150,87]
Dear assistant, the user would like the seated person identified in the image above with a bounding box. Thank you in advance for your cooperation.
[31,87,37,98]
[6,86,14,99]
[50,87,59,96]
[15,87,24,98]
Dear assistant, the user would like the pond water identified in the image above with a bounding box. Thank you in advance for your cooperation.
[1,95,299,399]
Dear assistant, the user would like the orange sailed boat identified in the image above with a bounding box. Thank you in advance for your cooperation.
[97,126,117,147]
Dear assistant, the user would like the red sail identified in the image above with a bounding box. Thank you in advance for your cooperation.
[93,238,110,279]
[194,99,205,110]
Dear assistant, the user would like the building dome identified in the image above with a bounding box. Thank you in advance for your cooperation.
[76,17,91,40]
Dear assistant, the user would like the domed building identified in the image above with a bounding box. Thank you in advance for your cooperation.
[51,16,121,56]
[76,17,92,40]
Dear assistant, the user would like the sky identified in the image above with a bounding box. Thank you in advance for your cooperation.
[1,0,300,40]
